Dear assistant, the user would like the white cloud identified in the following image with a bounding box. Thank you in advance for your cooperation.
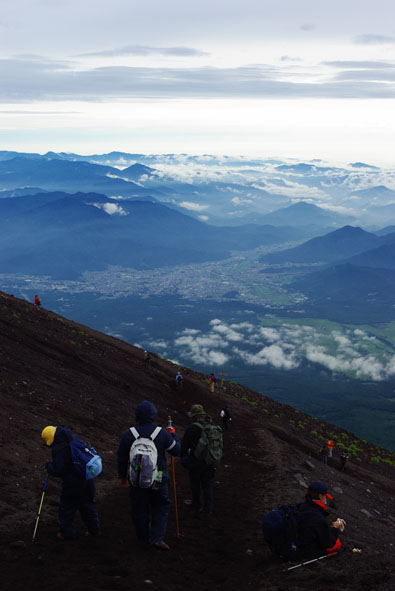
[236,343,298,369]
[179,201,209,211]
[93,202,127,215]
[172,319,395,381]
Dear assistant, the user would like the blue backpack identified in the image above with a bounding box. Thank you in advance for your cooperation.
[262,504,302,560]
[70,439,102,480]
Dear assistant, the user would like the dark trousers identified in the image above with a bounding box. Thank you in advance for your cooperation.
[59,478,100,539]
[129,476,171,546]
[188,463,215,513]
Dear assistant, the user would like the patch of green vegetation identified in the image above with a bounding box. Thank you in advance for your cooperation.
[251,286,291,304]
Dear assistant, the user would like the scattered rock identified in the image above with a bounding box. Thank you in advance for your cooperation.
[304,460,315,471]
[333,487,343,494]
[361,509,373,519]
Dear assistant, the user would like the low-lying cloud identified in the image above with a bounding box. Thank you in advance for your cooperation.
[173,320,395,380]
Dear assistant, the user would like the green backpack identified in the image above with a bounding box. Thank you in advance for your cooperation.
[193,421,223,466]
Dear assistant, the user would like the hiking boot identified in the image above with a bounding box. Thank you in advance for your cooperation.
[153,540,170,551]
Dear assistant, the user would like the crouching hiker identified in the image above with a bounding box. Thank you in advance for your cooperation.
[117,401,180,551]
[41,426,101,541]
[263,480,344,562]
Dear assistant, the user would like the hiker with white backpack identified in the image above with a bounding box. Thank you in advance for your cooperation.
[117,400,180,551]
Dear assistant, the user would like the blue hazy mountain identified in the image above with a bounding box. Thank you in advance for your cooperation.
[253,201,355,228]
[0,156,163,197]
[344,235,395,269]
[290,263,395,306]
[0,191,309,278]
[260,225,381,264]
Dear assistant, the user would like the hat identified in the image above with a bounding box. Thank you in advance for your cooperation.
[187,404,206,417]
[308,480,333,500]
[41,425,56,446]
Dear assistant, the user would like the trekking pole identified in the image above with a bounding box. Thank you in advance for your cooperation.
[167,416,180,538]
[32,472,49,542]
[286,552,338,571]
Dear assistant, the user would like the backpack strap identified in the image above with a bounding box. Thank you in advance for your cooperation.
[150,426,162,441]
[130,427,140,440]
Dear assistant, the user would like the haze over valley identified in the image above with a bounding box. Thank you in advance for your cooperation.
[1,150,395,449]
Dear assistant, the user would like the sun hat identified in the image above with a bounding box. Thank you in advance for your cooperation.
[187,404,206,417]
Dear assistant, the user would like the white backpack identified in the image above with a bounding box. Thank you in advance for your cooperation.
[129,426,162,488]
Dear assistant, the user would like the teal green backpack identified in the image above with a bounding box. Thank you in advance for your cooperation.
[193,421,223,466]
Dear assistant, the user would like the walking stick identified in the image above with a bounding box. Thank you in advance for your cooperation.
[167,417,180,538]
[286,551,338,571]
[32,472,49,542]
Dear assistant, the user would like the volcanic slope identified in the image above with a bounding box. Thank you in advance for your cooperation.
[0,291,394,591]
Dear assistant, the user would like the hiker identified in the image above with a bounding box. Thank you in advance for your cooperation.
[34,294,41,307]
[319,445,328,464]
[327,439,335,457]
[117,400,180,551]
[175,371,183,391]
[181,404,223,515]
[220,404,231,430]
[143,350,151,369]
[340,452,349,472]
[297,481,344,559]
[41,425,101,541]
[209,373,216,393]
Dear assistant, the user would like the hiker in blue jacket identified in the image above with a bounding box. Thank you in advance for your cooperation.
[41,425,101,540]
[117,400,180,551]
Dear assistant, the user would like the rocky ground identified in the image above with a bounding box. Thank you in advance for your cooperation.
[0,291,394,591]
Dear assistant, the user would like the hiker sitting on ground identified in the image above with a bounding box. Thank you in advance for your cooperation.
[34,295,41,307]
[297,481,344,559]
[181,404,222,515]
[117,400,180,551]
[41,426,101,541]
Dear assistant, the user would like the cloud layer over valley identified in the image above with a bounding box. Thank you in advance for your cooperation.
[169,319,395,381]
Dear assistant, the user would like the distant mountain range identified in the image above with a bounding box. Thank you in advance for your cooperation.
[0,156,161,198]
[260,225,388,264]
[0,190,309,278]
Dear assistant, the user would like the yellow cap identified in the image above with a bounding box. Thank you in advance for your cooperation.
[41,426,56,446]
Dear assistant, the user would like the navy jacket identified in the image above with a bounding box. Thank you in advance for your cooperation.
[117,401,180,479]
[297,499,341,558]
[45,426,76,479]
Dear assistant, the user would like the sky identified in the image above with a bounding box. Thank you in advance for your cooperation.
[1,0,395,164]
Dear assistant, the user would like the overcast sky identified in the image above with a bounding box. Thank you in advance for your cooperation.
[1,0,395,163]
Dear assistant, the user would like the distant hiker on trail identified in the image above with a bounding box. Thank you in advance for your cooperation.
[209,373,216,393]
[34,295,41,307]
[117,400,180,551]
[340,452,349,472]
[175,371,183,391]
[296,481,344,559]
[41,426,101,541]
[181,404,223,515]
[220,404,231,430]
[319,445,328,464]
[327,439,335,457]
[143,350,151,369]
